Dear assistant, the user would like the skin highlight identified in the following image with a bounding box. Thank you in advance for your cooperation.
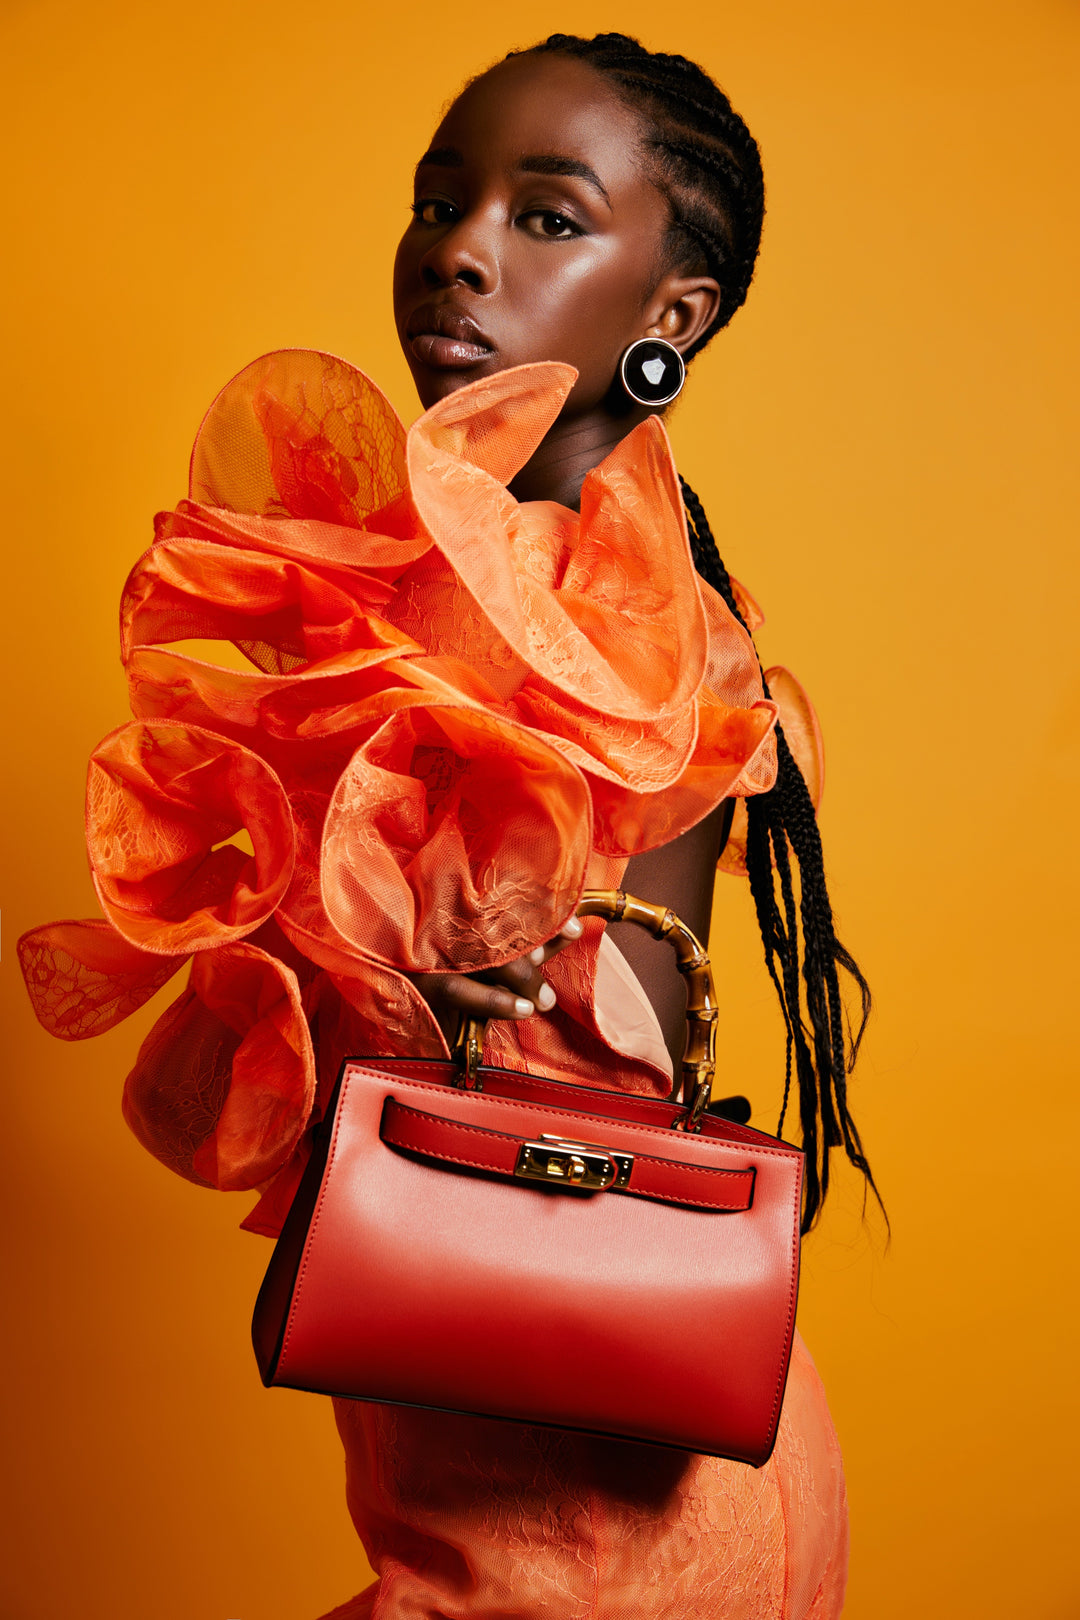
[393,52,720,511]
[396,36,877,1227]
[396,53,728,1058]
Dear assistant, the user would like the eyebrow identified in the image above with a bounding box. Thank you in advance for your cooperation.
[414,147,612,209]
[516,154,612,208]
[416,146,463,171]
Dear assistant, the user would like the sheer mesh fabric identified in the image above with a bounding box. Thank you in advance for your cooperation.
[17,350,843,1615]
[20,350,781,1203]
[86,721,296,952]
[121,987,238,1186]
[120,939,315,1190]
[718,665,824,879]
[189,349,408,533]
[18,919,186,1040]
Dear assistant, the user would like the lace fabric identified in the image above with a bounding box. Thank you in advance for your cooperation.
[19,348,783,1206]
[310,944,846,1619]
[323,1334,846,1620]
[17,347,842,1616]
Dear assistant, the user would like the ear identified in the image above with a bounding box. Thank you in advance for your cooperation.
[641,273,722,355]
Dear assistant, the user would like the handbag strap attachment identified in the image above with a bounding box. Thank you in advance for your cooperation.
[381,1097,753,1211]
[451,888,717,1132]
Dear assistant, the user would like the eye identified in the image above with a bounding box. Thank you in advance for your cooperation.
[411,197,460,227]
[519,210,583,240]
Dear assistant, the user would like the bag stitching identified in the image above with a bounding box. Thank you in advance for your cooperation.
[278,1070,354,1373]
[347,1063,799,1162]
[277,1068,800,1463]
[385,1100,756,1208]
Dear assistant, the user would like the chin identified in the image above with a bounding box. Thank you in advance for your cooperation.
[407,361,499,410]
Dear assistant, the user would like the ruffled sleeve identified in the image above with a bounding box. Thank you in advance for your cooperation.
[717,663,825,878]
[20,349,783,1232]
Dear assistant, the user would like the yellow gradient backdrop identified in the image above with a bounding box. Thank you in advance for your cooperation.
[2,2,1077,1616]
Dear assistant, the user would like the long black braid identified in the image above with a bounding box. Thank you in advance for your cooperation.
[505,34,881,1230]
[681,480,881,1232]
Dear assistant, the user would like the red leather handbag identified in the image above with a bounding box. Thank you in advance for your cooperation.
[252,891,804,1466]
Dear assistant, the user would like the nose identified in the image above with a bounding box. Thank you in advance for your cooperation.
[418,215,497,294]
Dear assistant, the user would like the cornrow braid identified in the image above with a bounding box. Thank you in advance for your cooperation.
[507,33,765,349]
[681,477,882,1233]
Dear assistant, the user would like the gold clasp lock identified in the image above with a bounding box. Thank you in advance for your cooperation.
[514,1135,633,1192]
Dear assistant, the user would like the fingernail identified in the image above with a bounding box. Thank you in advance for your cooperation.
[537,984,556,1011]
[514,997,535,1017]
[560,917,583,938]
[529,945,546,965]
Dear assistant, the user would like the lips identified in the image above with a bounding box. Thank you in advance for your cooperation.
[405,305,495,370]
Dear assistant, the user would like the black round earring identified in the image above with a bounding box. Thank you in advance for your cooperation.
[619,338,686,407]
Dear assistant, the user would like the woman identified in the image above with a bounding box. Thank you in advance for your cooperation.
[20,32,875,1620]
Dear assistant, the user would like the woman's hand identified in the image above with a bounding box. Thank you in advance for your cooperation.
[409,917,584,1037]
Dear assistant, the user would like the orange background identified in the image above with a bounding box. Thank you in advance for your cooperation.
[2,1,1077,1616]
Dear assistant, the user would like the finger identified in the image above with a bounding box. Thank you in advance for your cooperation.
[477,957,557,1011]
[426,973,537,1022]
[526,914,584,967]
[486,955,540,995]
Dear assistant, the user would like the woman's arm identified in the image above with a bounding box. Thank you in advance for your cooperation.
[409,799,734,1066]
[607,800,734,1067]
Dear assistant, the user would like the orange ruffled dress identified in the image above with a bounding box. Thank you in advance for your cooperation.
[19,350,845,1619]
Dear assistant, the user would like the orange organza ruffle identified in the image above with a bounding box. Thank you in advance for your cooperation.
[20,349,782,1219]
[87,720,296,953]
[121,938,315,1190]
[717,663,825,878]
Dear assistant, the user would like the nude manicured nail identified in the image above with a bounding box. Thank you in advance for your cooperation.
[528,945,546,965]
[536,983,557,1011]
[560,917,583,938]
[514,997,535,1016]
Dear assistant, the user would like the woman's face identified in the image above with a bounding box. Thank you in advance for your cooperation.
[393,54,681,414]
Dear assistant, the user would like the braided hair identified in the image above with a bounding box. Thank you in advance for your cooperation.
[681,481,880,1233]
[504,34,881,1231]
[506,31,765,351]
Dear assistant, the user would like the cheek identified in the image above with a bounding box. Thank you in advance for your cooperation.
[392,234,421,323]
[519,253,651,363]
